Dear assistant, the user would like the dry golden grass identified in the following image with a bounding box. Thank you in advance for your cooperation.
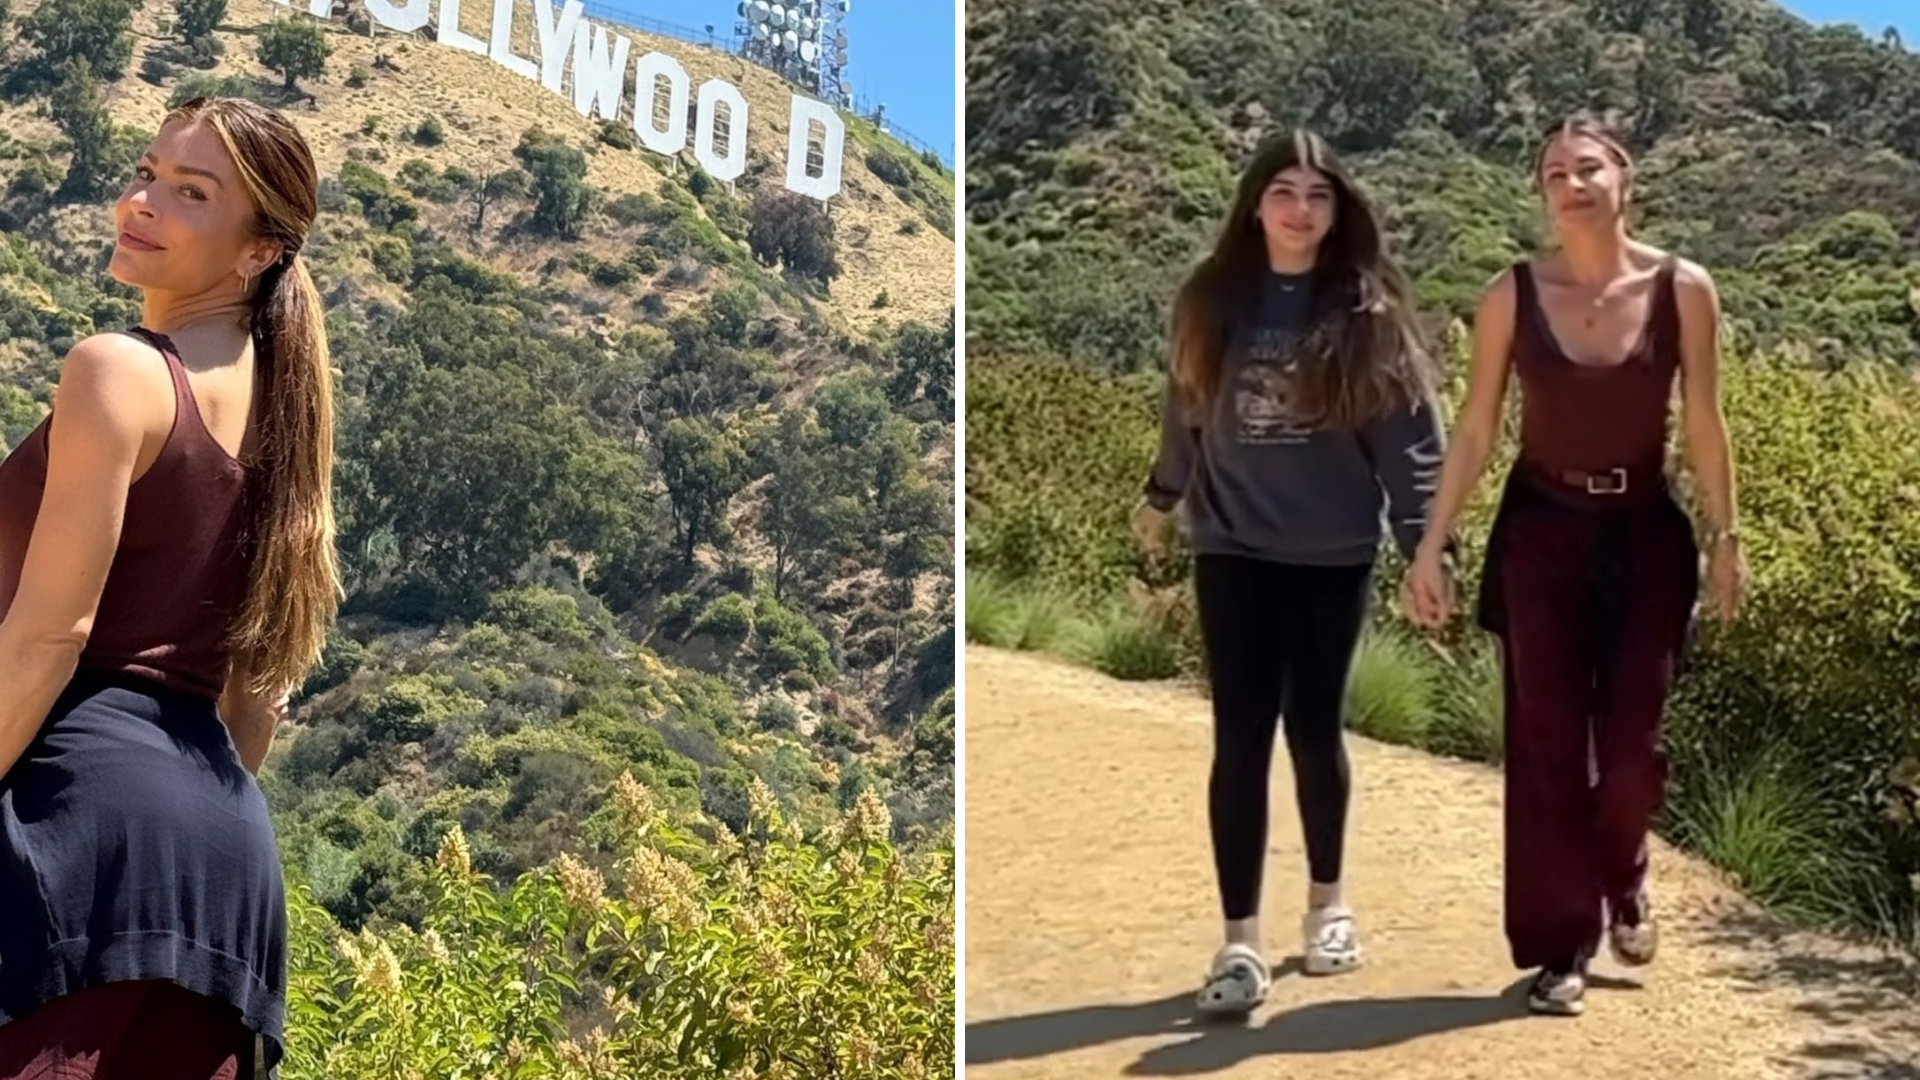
[77,0,950,334]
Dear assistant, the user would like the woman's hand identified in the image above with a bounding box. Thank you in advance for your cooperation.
[1401,543,1454,630]
[1131,500,1170,555]
[1704,533,1749,623]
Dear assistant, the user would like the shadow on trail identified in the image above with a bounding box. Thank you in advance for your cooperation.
[1692,907,1920,1079]
[966,962,1558,1074]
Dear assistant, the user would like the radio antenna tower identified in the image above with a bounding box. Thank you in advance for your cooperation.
[733,0,851,109]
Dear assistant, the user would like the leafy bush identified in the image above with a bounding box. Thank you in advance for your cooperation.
[747,189,841,285]
[140,55,176,86]
[366,234,412,283]
[693,593,754,640]
[964,357,1161,602]
[283,780,954,1078]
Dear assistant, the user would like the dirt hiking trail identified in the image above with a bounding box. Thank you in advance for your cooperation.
[963,646,1920,1080]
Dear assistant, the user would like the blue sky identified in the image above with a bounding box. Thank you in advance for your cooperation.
[1778,1,1918,45]
[580,0,954,163]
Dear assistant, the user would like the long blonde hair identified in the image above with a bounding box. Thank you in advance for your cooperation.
[168,96,341,698]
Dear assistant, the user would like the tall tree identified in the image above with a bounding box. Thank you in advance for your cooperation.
[21,0,139,81]
[658,417,747,566]
[49,56,119,199]
[174,0,226,42]
[258,15,331,90]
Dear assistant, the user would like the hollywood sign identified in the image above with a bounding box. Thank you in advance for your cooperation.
[276,0,846,200]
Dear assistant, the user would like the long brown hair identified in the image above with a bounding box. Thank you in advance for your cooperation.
[169,97,341,699]
[1169,129,1433,428]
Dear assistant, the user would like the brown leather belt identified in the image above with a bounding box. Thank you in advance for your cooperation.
[1554,466,1631,495]
[1518,459,1665,505]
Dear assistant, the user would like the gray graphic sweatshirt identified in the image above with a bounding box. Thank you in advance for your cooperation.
[1143,271,1446,565]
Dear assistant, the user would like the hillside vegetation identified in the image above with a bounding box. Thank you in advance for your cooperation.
[0,0,954,1073]
[968,0,1920,372]
[965,0,1920,956]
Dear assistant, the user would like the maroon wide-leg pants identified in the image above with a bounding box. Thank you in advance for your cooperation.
[0,980,256,1080]
[1478,467,1699,971]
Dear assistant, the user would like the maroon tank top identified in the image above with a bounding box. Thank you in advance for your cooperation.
[1511,254,1681,479]
[0,328,253,700]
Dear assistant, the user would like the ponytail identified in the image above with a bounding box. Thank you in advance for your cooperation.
[227,252,341,698]
[166,95,340,698]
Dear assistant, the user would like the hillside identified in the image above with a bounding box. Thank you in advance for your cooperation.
[966,0,1920,372]
[962,0,1920,970]
[0,0,954,1073]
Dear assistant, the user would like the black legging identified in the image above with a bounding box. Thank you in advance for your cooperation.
[1194,554,1374,921]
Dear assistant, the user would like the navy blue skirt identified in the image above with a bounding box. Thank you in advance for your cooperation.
[0,671,286,1077]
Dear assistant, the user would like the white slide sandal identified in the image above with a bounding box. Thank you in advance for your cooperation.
[1196,942,1271,1016]
[1302,907,1364,976]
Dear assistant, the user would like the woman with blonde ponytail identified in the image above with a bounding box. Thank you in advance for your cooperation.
[0,97,338,1079]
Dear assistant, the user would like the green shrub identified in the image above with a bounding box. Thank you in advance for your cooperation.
[754,594,834,679]
[756,697,801,732]
[1345,630,1438,747]
[693,593,754,640]
[1066,600,1182,680]
[283,783,953,1078]
[366,234,412,283]
[964,357,1163,604]
[484,586,598,649]
[360,673,484,744]
[166,72,253,109]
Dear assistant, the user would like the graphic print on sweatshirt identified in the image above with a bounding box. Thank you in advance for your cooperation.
[1233,325,1313,446]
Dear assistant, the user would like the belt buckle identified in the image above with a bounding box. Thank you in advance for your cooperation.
[1586,467,1629,495]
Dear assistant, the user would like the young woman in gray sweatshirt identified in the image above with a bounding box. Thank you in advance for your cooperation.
[1132,129,1448,1016]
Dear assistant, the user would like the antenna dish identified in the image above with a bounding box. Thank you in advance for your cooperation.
[782,28,798,49]
[736,1,748,14]
[800,39,817,62]
[753,0,769,18]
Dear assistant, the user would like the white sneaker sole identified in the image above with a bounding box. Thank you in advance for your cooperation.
[1528,994,1586,1017]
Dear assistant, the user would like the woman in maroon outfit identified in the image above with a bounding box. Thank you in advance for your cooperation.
[0,98,338,1079]
[1402,114,1748,1016]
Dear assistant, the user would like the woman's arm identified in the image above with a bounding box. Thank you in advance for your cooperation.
[0,335,170,778]
[219,659,289,775]
[1414,270,1518,558]
[1674,261,1738,539]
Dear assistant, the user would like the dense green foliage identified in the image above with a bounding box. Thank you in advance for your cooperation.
[965,0,1920,948]
[967,0,1920,373]
[284,778,953,1078]
[0,0,954,1065]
